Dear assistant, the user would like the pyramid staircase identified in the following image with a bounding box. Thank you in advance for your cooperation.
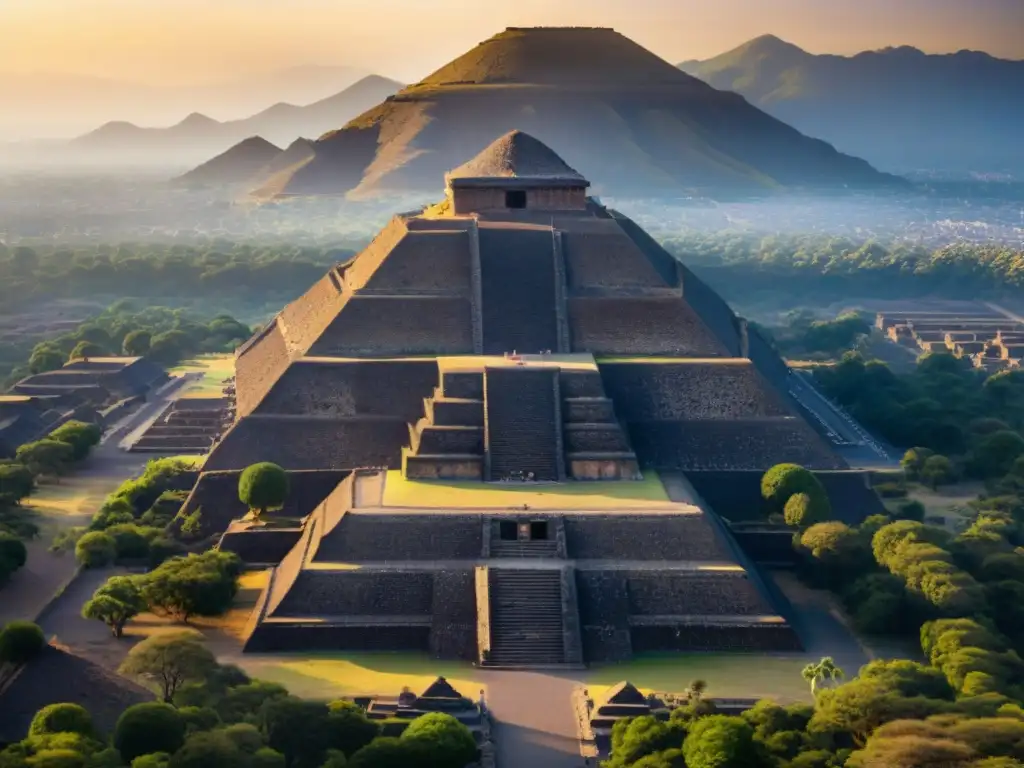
[485,569,566,666]
[489,520,560,558]
[403,361,640,482]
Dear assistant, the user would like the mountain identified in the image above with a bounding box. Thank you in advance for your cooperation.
[61,75,404,167]
[0,65,371,143]
[175,136,285,187]
[679,35,1024,175]
[220,27,897,200]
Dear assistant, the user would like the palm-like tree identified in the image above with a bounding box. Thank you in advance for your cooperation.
[687,679,708,702]
[802,657,845,697]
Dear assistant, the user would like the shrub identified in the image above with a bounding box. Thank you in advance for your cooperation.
[141,551,240,622]
[48,421,102,461]
[762,464,827,514]
[105,523,160,560]
[75,531,116,567]
[16,439,74,476]
[784,492,830,529]
[400,712,477,768]
[238,463,289,518]
[0,620,45,663]
[29,703,95,738]
[0,462,35,504]
[113,703,186,762]
[0,530,28,569]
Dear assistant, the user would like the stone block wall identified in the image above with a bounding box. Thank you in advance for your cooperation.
[563,229,671,289]
[575,571,632,662]
[563,398,615,423]
[255,360,438,420]
[309,297,474,356]
[360,230,473,294]
[273,571,434,616]
[600,362,790,421]
[415,425,484,454]
[441,371,484,400]
[563,425,632,453]
[429,570,478,660]
[568,298,730,356]
[563,515,734,561]
[625,573,771,616]
[630,624,801,653]
[218,528,303,565]
[429,398,485,426]
[628,419,845,471]
[236,320,291,418]
[277,269,346,352]
[314,514,484,562]
[559,371,606,398]
[246,624,430,653]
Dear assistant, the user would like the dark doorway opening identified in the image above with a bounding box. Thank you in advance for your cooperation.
[505,190,527,209]
[530,520,548,540]
[499,521,518,541]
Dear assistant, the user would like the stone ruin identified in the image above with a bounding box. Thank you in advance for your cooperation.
[193,130,882,667]
[877,309,1024,371]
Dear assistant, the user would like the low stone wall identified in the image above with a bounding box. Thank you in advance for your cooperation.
[218,528,303,565]
[626,573,771,616]
[416,426,484,454]
[575,572,632,663]
[245,624,430,653]
[429,398,484,426]
[631,624,801,653]
[563,425,632,453]
[404,455,483,480]
[429,570,478,660]
[272,571,434,616]
[314,514,484,562]
[563,398,615,423]
[441,371,483,400]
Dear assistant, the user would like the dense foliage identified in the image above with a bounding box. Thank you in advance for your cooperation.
[814,352,1024,461]
[666,233,1024,298]
[0,637,479,768]
[237,464,289,519]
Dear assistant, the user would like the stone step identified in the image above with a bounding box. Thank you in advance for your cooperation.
[487,568,565,667]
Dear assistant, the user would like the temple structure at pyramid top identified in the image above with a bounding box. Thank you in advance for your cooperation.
[444,130,590,212]
[196,130,885,669]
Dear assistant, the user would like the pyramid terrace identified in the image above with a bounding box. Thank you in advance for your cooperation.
[207,130,875,667]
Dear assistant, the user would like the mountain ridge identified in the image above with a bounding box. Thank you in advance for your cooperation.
[679,36,1024,174]
[218,26,899,199]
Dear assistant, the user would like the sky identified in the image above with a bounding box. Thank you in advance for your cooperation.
[1,0,1022,84]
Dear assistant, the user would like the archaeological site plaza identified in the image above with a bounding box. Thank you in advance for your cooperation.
[194,130,880,667]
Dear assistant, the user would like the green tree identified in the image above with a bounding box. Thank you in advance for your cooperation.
[122,330,152,356]
[82,575,146,638]
[237,463,289,519]
[970,431,1024,479]
[681,715,763,768]
[167,732,247,768]
[901,447,935,481]
[261,698,334,768]
[325,701,379,758]
[347,738,427,768]
[0,531,28,572]
[69,341,105,361]
[0,462,35,505]
[784,492,830,529]
[802,657,845,698]
[113,703,186,763]
[141,552,239,622]
[29,345,66,375]
[921,455,955,489]
[16,440,74,477]
[130,755,170,768]
[48,422,102,462]
[762,464,827,515]
[74,531,116,568]
[400,712,477,768]
[29,704,95,738]
[119,631,217,702]
[0,620,45,663]
[24,750,87,768]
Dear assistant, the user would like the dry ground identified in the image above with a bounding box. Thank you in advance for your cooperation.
[0,449,148,626]
[169,354,235,397]
[892,481,984,531]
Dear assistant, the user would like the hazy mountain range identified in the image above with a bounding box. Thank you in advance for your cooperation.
[199,27,898,200]
[0,65,371,141]
[679,35,1024,175]
[0,74,404,169]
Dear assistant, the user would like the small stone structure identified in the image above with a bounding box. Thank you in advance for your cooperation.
[877,309,1024,371]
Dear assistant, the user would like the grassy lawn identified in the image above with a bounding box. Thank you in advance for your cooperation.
[583,653,812,704]
[169,354,235,397]
[381,470,673,509]
[234,652,483,700]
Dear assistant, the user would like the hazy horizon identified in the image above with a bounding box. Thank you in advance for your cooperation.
[3,0,1023,88]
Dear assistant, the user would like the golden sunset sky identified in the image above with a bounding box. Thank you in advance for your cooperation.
[2,0,1022,84]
